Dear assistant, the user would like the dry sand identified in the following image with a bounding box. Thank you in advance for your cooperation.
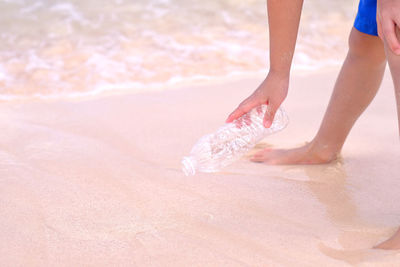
[1,69,400,266]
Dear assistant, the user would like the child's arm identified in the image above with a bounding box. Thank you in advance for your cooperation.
[226,0,304,128]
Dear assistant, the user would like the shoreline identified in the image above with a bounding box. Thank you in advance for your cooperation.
[0,65,343,104]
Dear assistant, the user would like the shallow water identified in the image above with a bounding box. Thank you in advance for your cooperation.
[0,0,357,99]
[1,71,400,266]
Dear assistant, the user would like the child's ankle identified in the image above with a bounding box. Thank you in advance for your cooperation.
[308,140,340,163]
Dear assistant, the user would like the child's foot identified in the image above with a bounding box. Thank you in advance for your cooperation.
[250,142,338,165]
[374,228,400,250]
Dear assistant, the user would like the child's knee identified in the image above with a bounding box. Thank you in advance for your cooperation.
[348,28,386,64]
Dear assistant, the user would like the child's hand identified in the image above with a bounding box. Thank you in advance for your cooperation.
[226,71,289,128]
[377,0,400,55]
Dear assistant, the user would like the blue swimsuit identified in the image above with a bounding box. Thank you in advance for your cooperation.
[354,0,378,36]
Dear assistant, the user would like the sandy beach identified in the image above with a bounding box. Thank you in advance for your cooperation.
[0,68,399,266]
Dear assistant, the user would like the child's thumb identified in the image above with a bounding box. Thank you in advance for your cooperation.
[263,104,276,128]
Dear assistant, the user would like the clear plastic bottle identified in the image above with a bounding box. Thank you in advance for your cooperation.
[182,104,289,176]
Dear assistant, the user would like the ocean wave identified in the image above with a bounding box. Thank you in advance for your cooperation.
[0,0,357,100]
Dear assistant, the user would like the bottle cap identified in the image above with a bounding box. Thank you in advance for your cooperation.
[181,156,197,176]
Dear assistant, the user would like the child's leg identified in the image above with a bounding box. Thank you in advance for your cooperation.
[374,28,400,250]
[251,27,386,164]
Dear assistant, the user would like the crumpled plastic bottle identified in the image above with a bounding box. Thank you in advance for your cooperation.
[182,104,289,176]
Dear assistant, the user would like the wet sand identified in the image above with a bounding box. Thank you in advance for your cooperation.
[1,69,400,266]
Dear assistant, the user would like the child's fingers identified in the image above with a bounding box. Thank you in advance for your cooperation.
[226,99,258,123]
[395,19,400,54]
[377,15,383,40]
[234,118,242,129]
[226,107,245,123]
[244,113,252,126]
[256,105,263,115]
[382,19,400,55]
